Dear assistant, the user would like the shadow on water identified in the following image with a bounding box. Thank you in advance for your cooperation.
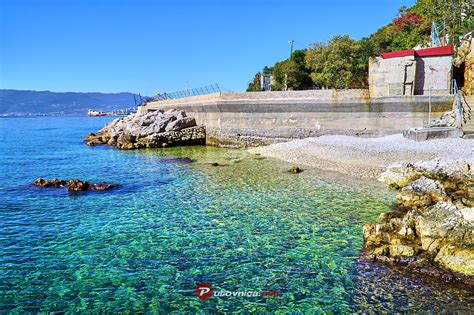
[353,259,473,313]
[160,157,196,164]
[85,144,117,151]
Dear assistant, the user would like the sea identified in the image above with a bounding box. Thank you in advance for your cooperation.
[0,116,472,313]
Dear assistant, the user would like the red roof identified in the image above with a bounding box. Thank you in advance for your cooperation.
[381,49,415,59]
[381,45,454,59]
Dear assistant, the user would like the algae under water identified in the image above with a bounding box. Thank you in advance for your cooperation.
[0,117,472,313]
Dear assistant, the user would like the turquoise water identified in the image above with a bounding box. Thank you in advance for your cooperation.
[0,117,472,313]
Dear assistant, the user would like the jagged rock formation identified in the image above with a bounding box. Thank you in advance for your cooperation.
[84,109,205,150]
[362,159,473,286]
[33,178,118,192]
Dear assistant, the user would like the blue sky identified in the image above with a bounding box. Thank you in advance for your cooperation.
[1,0,415,95]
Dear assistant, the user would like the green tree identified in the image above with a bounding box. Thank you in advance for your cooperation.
[368,9,430,54]
[290,49,307,65]
[246,72,262,92]
[412,0,473,43]
[305,35,361,89]
[272,60,299,90]
[245,0,472,92]
[272,50,311,91]
[354,38,375,87]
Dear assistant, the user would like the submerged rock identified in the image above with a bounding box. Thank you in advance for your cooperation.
[33,178,118,192]
[33,178,68,188]
[161,157,196,164]
[207,162,229,167]
[288,166,303,174]
[362,159,474,286]
[84,109,206,150]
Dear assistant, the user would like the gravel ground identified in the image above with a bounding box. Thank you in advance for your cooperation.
[249,134,474,178]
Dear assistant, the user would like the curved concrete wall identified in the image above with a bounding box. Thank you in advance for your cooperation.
[142,90,454,143]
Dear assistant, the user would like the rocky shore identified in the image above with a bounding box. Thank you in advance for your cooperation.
[361,159,473,286]
[84,109,205,150]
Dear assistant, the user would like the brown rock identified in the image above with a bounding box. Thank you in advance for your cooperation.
[66,179,90,191]
[89,183,120,190]
[33,178,118,192]
[84,110,205,150]
[33,178,67,187]
[288,166,303,173]
[363,159,474,286]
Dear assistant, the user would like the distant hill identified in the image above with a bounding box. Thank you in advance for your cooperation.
[0,89,143,115]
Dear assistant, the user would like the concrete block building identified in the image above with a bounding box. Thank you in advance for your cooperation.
[259,67,275,91]
[369,46,454,97]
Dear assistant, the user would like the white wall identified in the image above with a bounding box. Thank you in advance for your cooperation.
[368,56,416,97]
[369,55,453,97]
[414,55,453,95]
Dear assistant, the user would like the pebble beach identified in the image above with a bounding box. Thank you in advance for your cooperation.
[250,134,474,178]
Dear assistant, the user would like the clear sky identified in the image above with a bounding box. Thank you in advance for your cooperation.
[1,0,416,96]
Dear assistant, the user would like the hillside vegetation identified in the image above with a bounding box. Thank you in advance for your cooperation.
[247,0,473,91]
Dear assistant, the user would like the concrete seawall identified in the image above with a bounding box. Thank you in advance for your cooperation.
[141,90,454,146]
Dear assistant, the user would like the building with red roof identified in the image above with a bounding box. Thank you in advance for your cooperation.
[369,45,454,97]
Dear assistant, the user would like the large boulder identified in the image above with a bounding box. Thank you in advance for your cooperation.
[84,110,206,150]
[435,244,474,277]
[380,159,473,208]
[165,117,196,132]
[362,159,474,286]
[397,177,448,209]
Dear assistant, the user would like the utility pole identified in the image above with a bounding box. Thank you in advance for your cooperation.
[285,40,295,91]
[288,40,295,59]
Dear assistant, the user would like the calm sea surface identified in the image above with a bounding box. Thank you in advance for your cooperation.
[0,117,472,313]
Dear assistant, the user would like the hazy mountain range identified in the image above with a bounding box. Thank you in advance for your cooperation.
[0,89,143,115]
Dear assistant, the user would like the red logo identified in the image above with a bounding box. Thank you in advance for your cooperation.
[196,283,213,300]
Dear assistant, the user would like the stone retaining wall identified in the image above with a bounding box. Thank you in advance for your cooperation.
[141,90,454,146]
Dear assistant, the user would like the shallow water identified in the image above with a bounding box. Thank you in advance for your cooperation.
[0,117,472,313]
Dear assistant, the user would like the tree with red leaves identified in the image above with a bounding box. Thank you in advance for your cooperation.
[394,12,424,31]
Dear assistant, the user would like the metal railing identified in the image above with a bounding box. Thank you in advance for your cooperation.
[154,83,221,101]
[452,79,472,128]
[453,79,463,127]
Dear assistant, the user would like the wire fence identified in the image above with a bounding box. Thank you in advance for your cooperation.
[154,83,221,101]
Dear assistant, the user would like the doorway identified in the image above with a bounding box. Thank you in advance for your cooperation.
[453,62,465,89]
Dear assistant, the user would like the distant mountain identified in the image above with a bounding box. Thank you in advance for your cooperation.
[0,89,143,115]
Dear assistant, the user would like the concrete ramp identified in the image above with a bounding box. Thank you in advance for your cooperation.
[403,127,463,141]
